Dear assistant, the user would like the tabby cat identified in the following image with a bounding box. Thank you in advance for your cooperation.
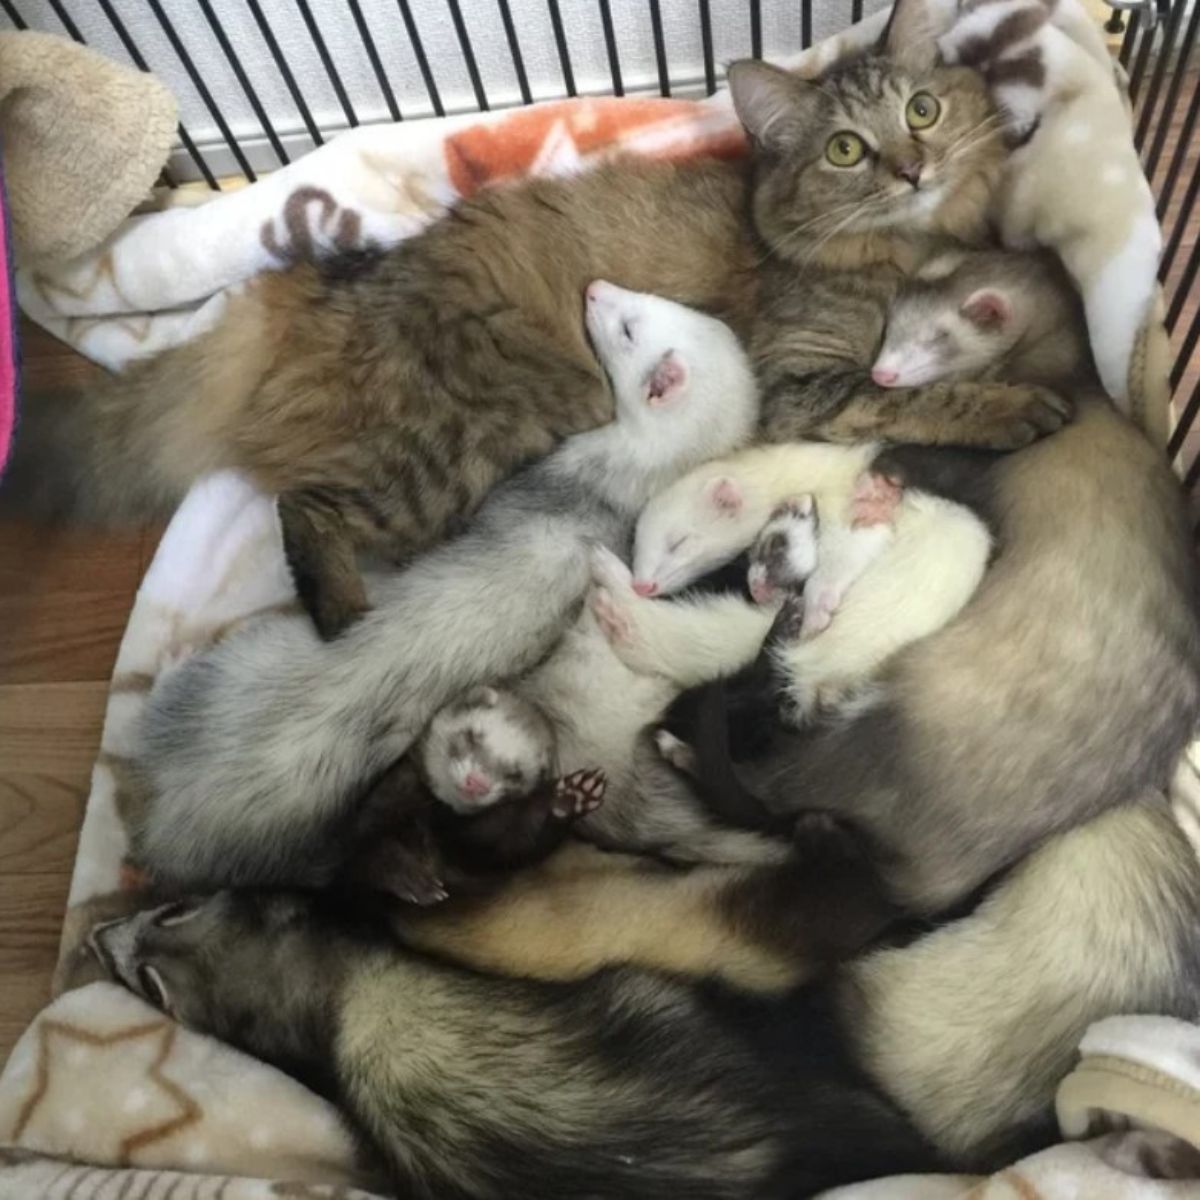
[7,0,1065,637]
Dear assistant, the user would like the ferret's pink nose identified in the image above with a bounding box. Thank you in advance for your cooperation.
[872,366,899,387]
[462,772,490,797]
[586,280,613,304]
[632,580,658,597]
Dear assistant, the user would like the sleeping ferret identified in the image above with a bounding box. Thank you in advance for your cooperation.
[618,443,993,723]
[347,685,605,904]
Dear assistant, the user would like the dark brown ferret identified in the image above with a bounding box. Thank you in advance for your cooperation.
[344,685,606,904]
[8,3,1068,637]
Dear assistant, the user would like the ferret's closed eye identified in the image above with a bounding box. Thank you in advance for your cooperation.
[668,535,687,554]
[621,320,635,344]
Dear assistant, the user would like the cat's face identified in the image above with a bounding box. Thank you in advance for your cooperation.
[730,52,1005,263]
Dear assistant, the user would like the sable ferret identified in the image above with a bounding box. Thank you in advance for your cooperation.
[127,284,759,893]
[347,686,605,905]
[90,888,940,1200]
[7,7,1068,640]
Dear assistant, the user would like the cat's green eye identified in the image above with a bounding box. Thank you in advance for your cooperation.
[905,92,941,131]
[826,131,866,167]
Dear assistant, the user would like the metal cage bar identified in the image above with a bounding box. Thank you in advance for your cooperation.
[698,0,717,95]
[598,0,625,97]
[348,0,403,123]
[546,0,577,99]
[649,0,671,97]
[293,0,360,129]
[398,0,446,117]
[447,0,490,110]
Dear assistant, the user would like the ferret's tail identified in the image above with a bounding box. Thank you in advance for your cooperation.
[2,298,268,526]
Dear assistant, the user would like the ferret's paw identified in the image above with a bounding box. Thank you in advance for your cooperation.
[748,495,819,601]
[654,728,696,774]
[800,587,838,640]
[553,768,607,817]
[851,471,903,528]
[590,544,634,592]
[371,846,449,907]
[790,810,869,868]
[591,587,636,647]
[769,593,808,644]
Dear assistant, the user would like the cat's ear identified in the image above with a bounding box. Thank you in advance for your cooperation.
[706,476,744,515]
[881,0,955,73]
[646,351,688,406]
[728,60,815,150]
[961,289,1011,330]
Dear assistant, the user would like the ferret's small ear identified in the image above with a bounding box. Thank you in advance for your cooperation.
[646,350,688,406]
[727,60,814,150]
[707,476,744,515]
[466,685,500,708]
[961,289,1010,330]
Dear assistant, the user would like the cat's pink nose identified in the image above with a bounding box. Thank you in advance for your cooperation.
[632,580,658,597]
[462,772,490,797]
[895,161,922,187]
[872,366,899,387]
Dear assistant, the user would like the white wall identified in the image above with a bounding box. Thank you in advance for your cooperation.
[7,1,887,181]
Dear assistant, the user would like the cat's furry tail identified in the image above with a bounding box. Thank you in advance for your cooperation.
[2,380,184,525]
[2,299,267,526]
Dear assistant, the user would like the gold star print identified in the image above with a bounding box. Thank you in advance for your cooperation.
[11,1018,201,1164]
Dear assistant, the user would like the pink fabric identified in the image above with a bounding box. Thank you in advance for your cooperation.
[0,157,14,474]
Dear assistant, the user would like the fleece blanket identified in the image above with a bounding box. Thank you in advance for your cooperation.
[2,2,1193,1196]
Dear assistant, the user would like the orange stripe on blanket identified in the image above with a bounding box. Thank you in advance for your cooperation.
[445,97,747,197]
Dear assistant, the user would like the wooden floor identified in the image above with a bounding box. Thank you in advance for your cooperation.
[0,320,160,1060]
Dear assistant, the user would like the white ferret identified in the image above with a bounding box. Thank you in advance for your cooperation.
[619,444,992,721]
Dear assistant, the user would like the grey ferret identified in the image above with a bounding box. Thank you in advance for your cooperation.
[870,247,1098,392]
[347,686,605,905]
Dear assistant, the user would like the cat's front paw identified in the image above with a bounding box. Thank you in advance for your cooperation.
[972,384,1073,449]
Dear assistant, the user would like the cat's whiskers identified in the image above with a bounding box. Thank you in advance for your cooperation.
[761,195,889,267]
[796,196,892,267]
[940,112,1007,166]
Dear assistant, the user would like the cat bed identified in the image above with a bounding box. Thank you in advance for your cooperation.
[0,30,176,268]
[1,1,1195,1196]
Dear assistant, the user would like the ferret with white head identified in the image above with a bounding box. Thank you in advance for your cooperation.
[130,283,760,893]
[620,444,991,722]
[347,686,606,906]
[419,686,556,814]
